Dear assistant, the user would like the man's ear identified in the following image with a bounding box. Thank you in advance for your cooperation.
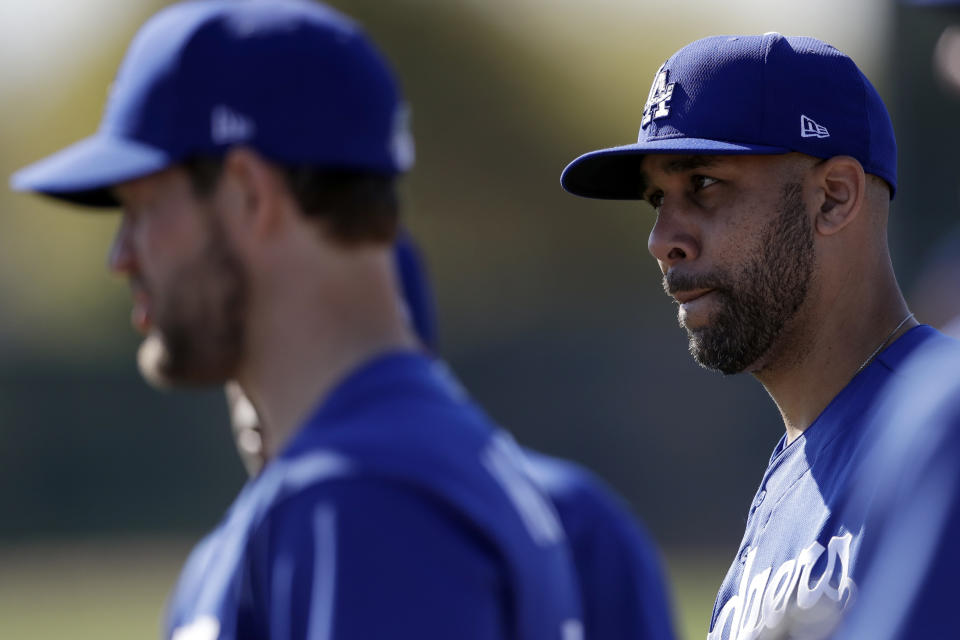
[811,155,866,236]
[218,147,287,239]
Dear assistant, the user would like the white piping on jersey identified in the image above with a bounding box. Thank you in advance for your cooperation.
[709,532,857,640]
[281,452,353,493]
[307,504,338,640]
[481,433,565,547]
[170,615,220,640]
[562,618,585,640]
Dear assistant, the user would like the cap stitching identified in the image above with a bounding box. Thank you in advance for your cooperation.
[759,34,771,145]
[858,68,873,176]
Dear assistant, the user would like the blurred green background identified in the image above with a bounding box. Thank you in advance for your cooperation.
[3,0,960,638]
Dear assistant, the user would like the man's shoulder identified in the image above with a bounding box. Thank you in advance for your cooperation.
[879,324,960,377]
[823,325,960,440]
[258,429,570,551]
[901,326,960,376]
[293,354,496,466]
[876,326,960,427]
[870,326,960,455]
[523,450,676,640]
[523,450,641,534]
[523,451,600,501]
[252,473,493,553]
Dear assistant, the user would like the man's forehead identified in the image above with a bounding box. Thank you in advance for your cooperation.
[111,166,183,205]
[637,154,723,196]
[637,153,799,187]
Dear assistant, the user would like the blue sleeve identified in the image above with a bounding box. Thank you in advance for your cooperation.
[526,452,676,640]
[563,479,676,640]
[247,478,509,640]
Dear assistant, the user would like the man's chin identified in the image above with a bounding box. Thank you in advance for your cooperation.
[686,329,755,376]
[136,332,233,389]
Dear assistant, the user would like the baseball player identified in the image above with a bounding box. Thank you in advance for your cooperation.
[228,229,678,640]
[11,2,587,638]
[559,33,960,640]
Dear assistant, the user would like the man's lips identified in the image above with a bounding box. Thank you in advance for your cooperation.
[671,288,714,304]
[131,288,152,334]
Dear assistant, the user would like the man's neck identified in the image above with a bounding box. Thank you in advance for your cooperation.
[755,276,915,444]
[238,271,419,460]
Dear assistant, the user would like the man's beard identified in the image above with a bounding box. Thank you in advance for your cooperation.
[664,182,815,375]
[138,215,248,388]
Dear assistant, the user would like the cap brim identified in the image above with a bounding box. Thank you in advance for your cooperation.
[560,138,791,200]
[10,134,173,207]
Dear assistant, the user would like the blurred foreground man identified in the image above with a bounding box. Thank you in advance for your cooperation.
[229,231,677,640]
[11,1,679,639]
[11,2,588,638]
[828,339,960,639]
[560,33,959,640]
[828,13,960,640]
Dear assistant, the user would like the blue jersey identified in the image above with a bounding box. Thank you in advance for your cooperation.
[391,233,674,639]
[708,325,945,640]
[165,352,583,640]
[526,452,676,640]
[831,331,960,640]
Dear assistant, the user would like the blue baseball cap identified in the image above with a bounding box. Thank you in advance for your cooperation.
[561,33,897,199]
[11,0,414,207]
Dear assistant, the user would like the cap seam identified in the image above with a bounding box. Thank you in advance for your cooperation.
[759,34,771,145]
[173,18,225,159]
[858,68,872,176]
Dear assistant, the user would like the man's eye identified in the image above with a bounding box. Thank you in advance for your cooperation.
[693,175,719,190]
[647,192,664,209]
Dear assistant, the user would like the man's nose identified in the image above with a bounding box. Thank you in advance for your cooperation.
[647,199,700,274]
[107,217,136,275]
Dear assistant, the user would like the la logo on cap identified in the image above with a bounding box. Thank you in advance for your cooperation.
[641,64,675,128]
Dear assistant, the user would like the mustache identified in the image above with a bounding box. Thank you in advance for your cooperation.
[662,271,730,298]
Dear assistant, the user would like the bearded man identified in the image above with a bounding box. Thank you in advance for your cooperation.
[560,33,959,640]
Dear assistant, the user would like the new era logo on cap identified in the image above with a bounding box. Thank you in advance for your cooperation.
[800,115,830,139]
[212,105,256,145]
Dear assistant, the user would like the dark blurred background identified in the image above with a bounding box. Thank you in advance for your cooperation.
[2,0,960,637]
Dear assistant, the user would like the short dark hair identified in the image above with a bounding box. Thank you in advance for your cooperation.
[181,156,399,245]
